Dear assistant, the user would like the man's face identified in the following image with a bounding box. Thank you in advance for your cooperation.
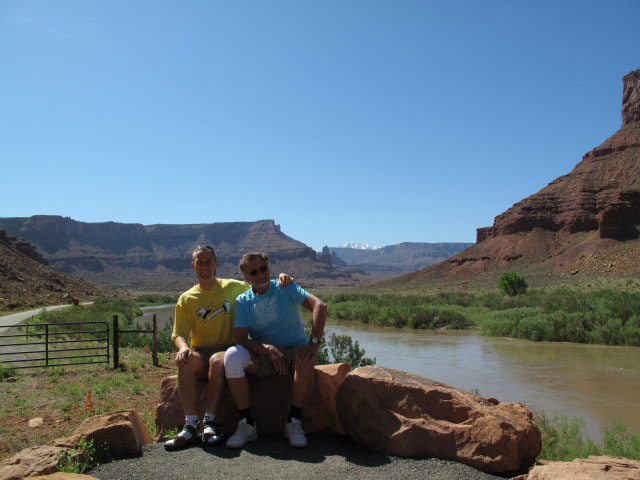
[243,257,270,291]
[192,250,217,284]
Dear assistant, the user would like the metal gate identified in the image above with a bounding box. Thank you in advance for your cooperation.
[0,321,110,369]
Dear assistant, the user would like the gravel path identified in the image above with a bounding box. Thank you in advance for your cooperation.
[89,433,505,480]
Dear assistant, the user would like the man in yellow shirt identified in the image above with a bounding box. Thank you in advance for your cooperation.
[165,245,291,450]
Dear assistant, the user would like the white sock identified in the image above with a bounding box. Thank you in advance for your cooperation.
[179,414,198,439]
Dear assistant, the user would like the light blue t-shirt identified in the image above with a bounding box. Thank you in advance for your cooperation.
[234,280,309,347]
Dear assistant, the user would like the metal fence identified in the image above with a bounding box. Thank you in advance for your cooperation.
[0,314,159,370]
[0,321,109,369]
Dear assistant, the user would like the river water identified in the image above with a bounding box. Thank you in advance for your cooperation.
[140,305,640,441]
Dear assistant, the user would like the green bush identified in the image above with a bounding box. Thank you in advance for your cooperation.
[316,333,376,369]
[134,293,179,307]
[0,363,17,380]
[498,272,528,296]
[536,412,640,461]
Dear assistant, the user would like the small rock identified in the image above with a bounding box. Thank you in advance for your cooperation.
[29,418,44,428]
[5,377,17,383]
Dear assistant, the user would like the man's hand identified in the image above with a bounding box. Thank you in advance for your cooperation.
[297,343,319,363]
[265,344,289,375]
[278,273,294,287]
[175,346,192,366]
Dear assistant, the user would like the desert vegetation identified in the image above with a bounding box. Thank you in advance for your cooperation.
[324,286,640,346]
[535,412,640,461]
[1,295,639,465]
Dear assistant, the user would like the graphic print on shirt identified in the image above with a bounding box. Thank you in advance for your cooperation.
[195,301,231,323]
[253,297,278,326]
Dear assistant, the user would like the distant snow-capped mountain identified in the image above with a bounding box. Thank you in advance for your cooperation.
[339,242,381,250]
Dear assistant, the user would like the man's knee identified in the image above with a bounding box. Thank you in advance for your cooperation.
[176,351,207,378]
[293,353,315,377]
[224,345,251,379]
[209,351,224,367]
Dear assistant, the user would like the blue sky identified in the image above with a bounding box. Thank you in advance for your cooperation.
[1,1,638,251]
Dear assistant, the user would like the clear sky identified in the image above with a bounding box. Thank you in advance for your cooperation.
[1,1,638,252]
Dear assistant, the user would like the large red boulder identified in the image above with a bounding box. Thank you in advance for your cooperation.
[50,410,151,458]
[155,363,350,441]
[335,366,541,474]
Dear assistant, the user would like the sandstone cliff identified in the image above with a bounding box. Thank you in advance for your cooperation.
[0,217,352,290]
[394,69,640,283]
[0,229,100,310]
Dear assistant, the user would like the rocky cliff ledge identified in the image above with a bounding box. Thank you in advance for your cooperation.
[477,69,640,243]
[0,216,352,290]
[385,69,640,283]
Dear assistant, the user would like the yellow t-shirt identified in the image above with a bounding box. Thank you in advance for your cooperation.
[171,278,250,348]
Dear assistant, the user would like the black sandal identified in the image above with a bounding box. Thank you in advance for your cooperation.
[202,420,224,446]
[164,424,198,451]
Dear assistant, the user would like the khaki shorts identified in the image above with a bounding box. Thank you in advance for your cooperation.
[251,345,303,377]
[193,344,227,368]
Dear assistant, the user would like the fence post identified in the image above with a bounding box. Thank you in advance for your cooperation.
[45,324,49,367]
[152,314,159,367]
[113,315,119,369]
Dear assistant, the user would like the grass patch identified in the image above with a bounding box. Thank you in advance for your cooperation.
[0,347,174,463]
[134,293,179,307]
[536,412,640,461]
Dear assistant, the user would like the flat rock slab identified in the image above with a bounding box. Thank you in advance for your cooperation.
[528,456,640,479]
[336,366,541,474]
[31,474,101,480]
[0,445,79,480]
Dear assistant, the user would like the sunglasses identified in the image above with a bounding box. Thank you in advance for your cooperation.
[197,245,215,251]
[247,265,269,276]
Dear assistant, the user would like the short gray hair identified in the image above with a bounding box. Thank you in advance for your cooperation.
[239,252,269,273]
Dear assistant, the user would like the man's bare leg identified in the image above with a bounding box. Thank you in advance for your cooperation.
[227,350,260,410]
[177,352,206,415]
[165,352,205,450]
[285,352,316,447]
[225,351,260,448]
[204,352,226,413]
[291,353,315,408]
[202,352,226,445]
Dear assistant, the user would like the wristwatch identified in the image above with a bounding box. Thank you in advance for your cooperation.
[310,336,321,345]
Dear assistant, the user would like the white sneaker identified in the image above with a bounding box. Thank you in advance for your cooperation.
[226,418,257,448]
[284,417,307,448]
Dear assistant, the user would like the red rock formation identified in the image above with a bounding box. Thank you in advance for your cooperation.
[335,366,541,474]
[384,69,640,282]
[154,364,350,441]
[479,69,640,243]
[50,410,151,458]
[527,456,640,479]
[0,217,353,289]
[0,410,148,480]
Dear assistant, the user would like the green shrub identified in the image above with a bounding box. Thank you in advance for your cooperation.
[498,272,528,296]
[0,363,17,380]
[316,333,376,369]
[536,412,640,461]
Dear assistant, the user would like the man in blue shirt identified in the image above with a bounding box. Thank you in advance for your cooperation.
[223,252,327,448]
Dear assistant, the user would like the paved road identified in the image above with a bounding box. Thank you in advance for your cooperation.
[0,304,78,335]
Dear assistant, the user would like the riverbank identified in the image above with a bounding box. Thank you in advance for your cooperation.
[323,287,640,346]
